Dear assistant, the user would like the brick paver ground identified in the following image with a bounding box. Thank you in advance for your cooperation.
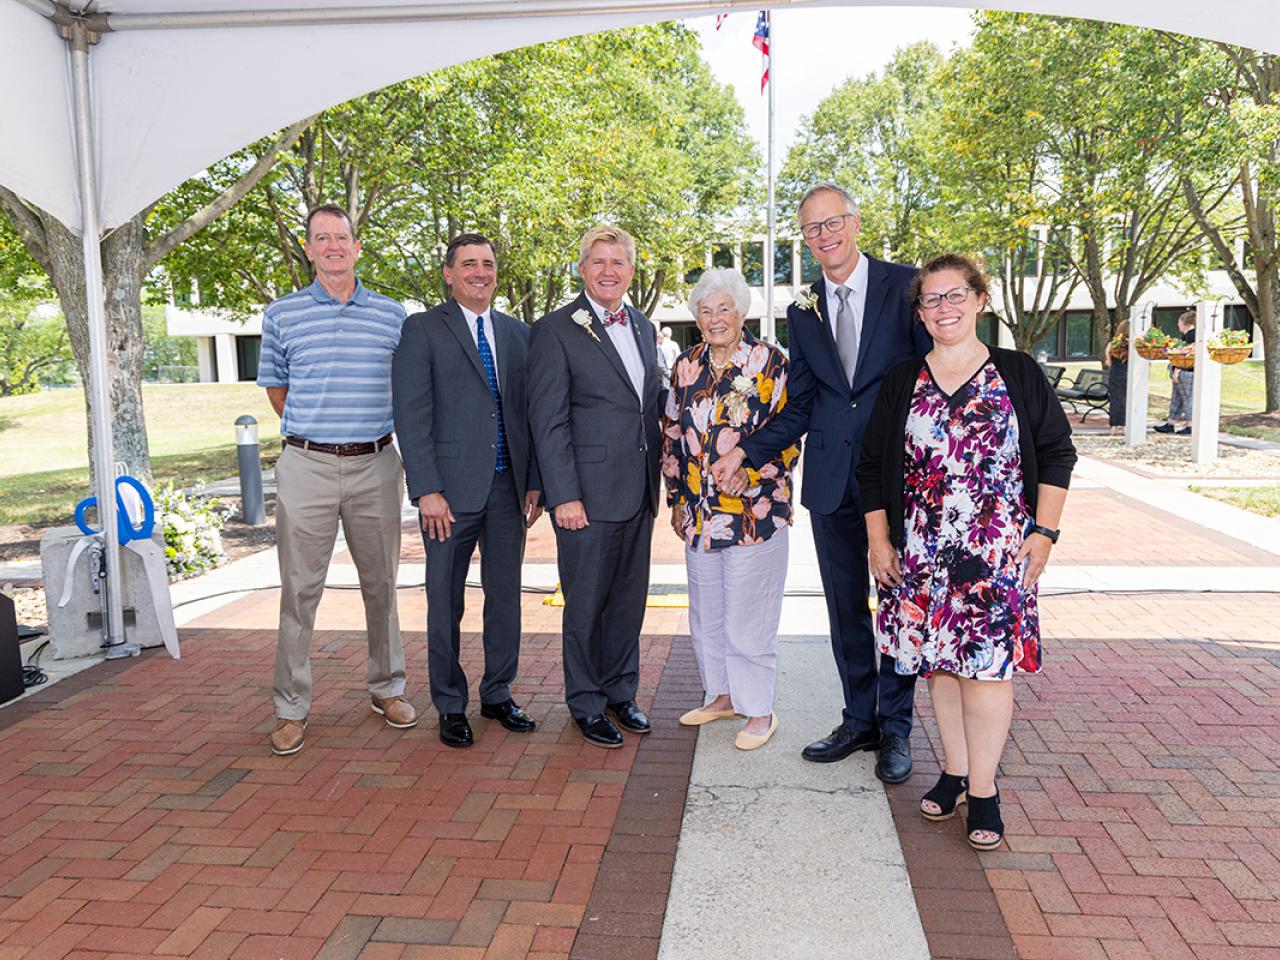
[3,464,1278,959]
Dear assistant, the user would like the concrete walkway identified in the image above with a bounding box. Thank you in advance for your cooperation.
[1,452,1278,960]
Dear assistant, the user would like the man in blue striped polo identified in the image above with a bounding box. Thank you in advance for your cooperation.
[257,204,415,756]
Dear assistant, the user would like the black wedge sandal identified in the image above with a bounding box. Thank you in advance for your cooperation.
[920,773,968,822]
[966,787,1004,850]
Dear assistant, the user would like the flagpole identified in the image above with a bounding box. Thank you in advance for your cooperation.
[763,11,776,342]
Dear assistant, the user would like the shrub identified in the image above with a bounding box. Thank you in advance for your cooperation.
[154,484,227,579]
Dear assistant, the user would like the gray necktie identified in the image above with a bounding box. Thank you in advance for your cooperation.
[834,284,859,386]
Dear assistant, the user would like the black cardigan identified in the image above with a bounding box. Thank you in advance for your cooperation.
[857,347,1077,549]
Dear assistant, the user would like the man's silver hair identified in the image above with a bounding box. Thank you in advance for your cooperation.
[688,267,751,318]
[661,326,673,337]
[797,181,861,220]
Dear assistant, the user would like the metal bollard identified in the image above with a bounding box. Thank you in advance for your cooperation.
[235,415,267,526]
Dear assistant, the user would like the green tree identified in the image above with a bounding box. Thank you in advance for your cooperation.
[0,117,314,481]
[0,291,72,396]
[780,42,943,262]
[156,25,758,325]
[1167,40,1280,411]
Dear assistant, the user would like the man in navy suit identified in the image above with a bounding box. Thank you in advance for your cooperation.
[713,182,931,782]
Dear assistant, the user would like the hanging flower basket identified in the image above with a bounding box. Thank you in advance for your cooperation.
[1166,347,1195,370]
[1207,345,1252,364]
[1207,330,1253,364]
[1134,328,1175,361]
[1134,342,1167,360]
[1108,338,1129,361]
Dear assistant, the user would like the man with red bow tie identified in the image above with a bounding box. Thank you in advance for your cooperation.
[528,224,663,748]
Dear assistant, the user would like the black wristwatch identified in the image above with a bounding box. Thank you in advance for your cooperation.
[1030,523,1060,543]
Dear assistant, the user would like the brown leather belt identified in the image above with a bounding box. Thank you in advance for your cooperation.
[284,434,393,457]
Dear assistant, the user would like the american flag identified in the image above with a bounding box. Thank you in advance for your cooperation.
[753,11,771,93]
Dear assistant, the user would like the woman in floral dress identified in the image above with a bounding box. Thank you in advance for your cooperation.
[858,254,1076,848]
[663,268,799,750]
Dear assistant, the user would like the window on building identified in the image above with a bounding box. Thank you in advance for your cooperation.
[1019,233,1040,277]
[1032,322,1058,359]
[712,244,735,270]
[976,313,1000,347]
[236,335,262,382]
[1151,306,1185,338]
[172,279,195,307]
[1224,304,1254,336]
[800,245,822,284]
[742,242,764,286]
[1064,311,1096,358]
[775,241,793,285]
[683,246,707,286]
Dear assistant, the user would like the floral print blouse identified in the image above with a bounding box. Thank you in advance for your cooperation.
[662,333,799,550]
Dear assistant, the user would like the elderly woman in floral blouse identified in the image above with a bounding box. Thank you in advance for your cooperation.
[663,268,800,751]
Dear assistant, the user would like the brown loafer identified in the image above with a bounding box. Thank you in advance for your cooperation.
[270,718,306,756]
[372,696,418,729]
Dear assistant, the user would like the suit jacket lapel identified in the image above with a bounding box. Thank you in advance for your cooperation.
[807,276,848,392]
[855,256,891,389]
[442,300,489,387]
[627,306,656,408]
[577,294,639,405]
[493,309,515,391]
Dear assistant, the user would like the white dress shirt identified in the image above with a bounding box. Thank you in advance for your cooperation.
[822,251,870,356]
[586,293,645,401]
[459,301,499,388]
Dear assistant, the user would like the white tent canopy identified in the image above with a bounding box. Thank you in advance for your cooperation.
[0,0,1273,647]
[4,0,1280,234]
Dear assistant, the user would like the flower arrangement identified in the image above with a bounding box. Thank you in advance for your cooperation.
[1107,332,1129,361]
[1166,345,1195,369]
[1208,327,1253,364]
[154,484,227,579]
[1134,327,1175,360]
[793,288,819,312]
[571,308,601,343]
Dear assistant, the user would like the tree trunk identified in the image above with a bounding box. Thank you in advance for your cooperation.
[44,214,152,485]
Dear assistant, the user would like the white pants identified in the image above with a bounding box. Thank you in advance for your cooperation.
[685,528,789,718]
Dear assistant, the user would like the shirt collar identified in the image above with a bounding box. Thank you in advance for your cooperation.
[823,251,869,296]
[307,276,369,306]
[585,292,627,321]
[456,300,491,326]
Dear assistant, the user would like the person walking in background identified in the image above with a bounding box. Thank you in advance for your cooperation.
[528,224,663,749]
[663,268,799,751]
[257,204,413,756]
[392,233,543,749]
[1107,319,1129,435]
[1155,310,1196,435]
[859,253,1076,849]
[711,182,932,783]
[657,325,680,383]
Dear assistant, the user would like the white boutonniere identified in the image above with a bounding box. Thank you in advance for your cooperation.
[794,288,819,313]
[572,308,601,343]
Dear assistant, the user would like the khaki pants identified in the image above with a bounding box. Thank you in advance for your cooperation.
[272,442,405,719]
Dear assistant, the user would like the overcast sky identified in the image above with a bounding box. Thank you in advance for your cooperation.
[687,7,976,165]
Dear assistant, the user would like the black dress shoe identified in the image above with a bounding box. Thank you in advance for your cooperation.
[801,725,881,763]
[576,714,624,748]
[875,733,913,784]
[438,713,474,748]
[606,701,651,734]
[480,699,536,733]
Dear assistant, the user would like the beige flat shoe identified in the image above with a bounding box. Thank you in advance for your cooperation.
[734,714,778,751]
[679,706,738,726]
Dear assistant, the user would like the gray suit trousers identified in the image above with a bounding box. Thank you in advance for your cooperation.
[556,507,653,719]
[424,470,524,713]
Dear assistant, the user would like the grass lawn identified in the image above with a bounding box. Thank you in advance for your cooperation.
[1062,359,1277,441]
[1190,483,1280,518]
[0,383,282,524]
[0,442,282,524]
[0,382,280,477]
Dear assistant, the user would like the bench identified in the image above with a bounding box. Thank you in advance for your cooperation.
[1039,363,1066,388]
[1056,368,1109,421]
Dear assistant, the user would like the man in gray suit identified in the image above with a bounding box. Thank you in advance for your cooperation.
[392,233,543,748]
[528,224,663,748]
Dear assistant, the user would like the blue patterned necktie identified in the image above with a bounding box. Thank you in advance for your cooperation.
[475,315,508,474]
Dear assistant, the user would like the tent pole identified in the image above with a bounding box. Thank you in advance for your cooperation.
[66,17,134,657]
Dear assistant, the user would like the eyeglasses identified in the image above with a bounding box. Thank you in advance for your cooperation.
[799,214,856,239]
[916,286,973,309]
